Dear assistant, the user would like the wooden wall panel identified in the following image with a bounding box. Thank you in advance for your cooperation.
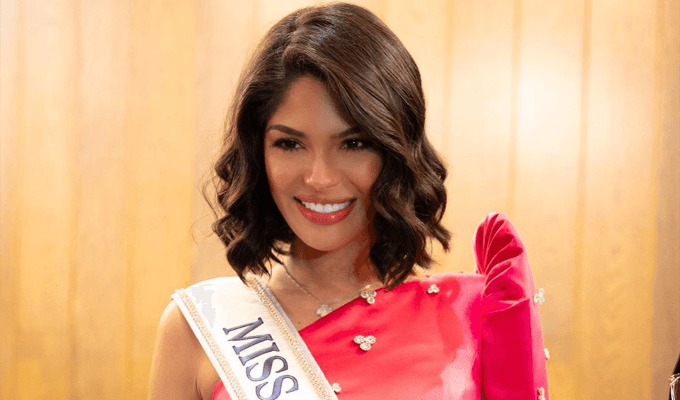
[446,0,515,271]
[72,1,129,398]
[348,0,386,18]
[384,0,449,153]
[14,1,79,398]
[255,0,313,31]
[0,0,20,398]
[1,1,677,399]
[577,0,657,398]
[126,1,197,396]
[651,0,680,398]
[191,0,256,283]
[511,0,585,398]
[382,0,452,270]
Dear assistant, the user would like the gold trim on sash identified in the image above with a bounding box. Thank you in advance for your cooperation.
[175,290,249,400]
[173,276,338,400]
[247,277,336,400]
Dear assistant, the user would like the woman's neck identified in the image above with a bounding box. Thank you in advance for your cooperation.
[274,235,382,299]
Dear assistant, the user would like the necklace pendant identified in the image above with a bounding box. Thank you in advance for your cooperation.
[316,304,332,317]
[360,289,377,305]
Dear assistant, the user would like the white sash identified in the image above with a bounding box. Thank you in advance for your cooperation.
[172,275,338,400]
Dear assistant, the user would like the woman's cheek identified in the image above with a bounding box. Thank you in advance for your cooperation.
[353,156,382,189]
[267,156,296,193]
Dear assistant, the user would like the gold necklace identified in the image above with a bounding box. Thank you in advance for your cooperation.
[280,263,380,317]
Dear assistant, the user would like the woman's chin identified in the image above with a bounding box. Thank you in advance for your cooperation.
[293,236,349,255]
[291,229,369,256]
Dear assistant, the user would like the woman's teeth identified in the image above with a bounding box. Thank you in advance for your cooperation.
[300,200,352,214]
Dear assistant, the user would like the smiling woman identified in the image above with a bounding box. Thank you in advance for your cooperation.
[207,2,450,291]
[147,3,549,400]
[265,77,383,253]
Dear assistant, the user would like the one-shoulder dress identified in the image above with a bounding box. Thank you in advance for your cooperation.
[198,213,550,400]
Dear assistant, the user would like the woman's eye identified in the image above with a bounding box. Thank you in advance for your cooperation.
[273,139,301,151]
[342,138,367,150]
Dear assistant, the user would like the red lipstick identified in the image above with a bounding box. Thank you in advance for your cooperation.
[296,200,355,224]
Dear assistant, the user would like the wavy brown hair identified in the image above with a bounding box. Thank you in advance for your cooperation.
[208,2,450,289]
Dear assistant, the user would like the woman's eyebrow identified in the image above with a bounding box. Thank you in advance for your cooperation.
[267,124,361,138]
[267,124,305,137]
[333,126,363,138]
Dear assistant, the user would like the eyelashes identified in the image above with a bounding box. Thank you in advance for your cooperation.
[341,138,368,150]
[272,138,301,151]
[271,138,371,152]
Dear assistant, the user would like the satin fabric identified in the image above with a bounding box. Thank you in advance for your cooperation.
[211,213,549,400]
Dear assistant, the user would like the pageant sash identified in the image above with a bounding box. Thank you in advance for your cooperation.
[172,276,338,400]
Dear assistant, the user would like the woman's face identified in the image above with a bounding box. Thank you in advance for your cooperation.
[264,77,383,253]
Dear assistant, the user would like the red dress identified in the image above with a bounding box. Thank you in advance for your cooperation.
[211,213,549,399]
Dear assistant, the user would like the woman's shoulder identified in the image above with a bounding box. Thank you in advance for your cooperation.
[150,276,246,399]
[156,300,199,349]
[153,276,244,378]
[148,301,205,399]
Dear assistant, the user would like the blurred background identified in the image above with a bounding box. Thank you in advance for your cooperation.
[1,0,678,399]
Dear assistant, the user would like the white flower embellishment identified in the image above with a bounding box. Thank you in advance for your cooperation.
[537,387,546,400]
[353,335,376,351]
[361,289,377,304]
[316,304,332,318]
[427,284,440,294]
[533,288,546,305]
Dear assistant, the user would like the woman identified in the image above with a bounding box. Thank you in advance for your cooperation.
[149,3,549,400]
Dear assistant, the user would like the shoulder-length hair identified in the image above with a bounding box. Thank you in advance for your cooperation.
[209,2,450,289]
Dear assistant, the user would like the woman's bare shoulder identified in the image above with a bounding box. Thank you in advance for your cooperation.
[148,301,204,400]
[157,301,199,347]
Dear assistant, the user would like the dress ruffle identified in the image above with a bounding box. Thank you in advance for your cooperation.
[475,213,549,400]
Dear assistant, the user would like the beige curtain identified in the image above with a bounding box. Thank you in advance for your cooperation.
[1,0,678,399]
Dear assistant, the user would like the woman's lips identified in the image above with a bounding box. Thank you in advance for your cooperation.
[296,199,355,224]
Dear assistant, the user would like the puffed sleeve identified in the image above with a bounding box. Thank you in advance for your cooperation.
[474,213,549,400]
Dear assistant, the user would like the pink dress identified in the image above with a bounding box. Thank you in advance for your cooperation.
[211,213,549,399]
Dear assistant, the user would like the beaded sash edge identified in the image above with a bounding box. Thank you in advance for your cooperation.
[173,290,248,400]
[247,277,338,400]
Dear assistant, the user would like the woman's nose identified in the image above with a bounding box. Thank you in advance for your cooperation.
[304,154,339,190]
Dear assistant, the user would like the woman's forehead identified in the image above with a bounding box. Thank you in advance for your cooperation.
[267,77,355,136]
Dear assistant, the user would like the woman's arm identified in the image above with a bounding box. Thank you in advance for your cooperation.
[148,302,203,400]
